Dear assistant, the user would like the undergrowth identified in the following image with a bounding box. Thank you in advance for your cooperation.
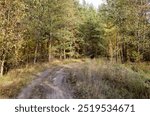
[68,59,150,99]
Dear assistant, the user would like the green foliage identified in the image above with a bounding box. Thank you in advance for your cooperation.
[0,0,150,99]
[77,4,106,57]
[0,0,26,75]
[100,0,150,62]
[1,0,150,76]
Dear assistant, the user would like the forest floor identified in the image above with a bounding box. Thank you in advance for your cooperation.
[0,59,150,99]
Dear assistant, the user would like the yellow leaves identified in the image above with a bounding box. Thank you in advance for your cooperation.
[105,26,116,33]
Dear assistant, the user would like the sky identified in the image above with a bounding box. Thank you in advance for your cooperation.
[79,0,105,9]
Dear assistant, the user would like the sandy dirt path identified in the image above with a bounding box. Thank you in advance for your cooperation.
[17,63,79,99]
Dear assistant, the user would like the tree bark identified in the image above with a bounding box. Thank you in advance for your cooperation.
[0,55,6,77]
[47,35,53,62]
[34,42,38,64]
[63,48,66,59]
[108,40,113,62]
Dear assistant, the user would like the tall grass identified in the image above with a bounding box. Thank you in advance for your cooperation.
[68,59,150,99]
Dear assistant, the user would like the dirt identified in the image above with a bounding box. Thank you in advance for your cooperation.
[17,63,79,99]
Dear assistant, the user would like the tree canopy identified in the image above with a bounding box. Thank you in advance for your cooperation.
[0,0,150,76]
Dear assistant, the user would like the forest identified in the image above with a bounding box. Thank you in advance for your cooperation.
[0,0,150,99]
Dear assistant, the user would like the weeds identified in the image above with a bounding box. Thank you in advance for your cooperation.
[68,59,150,99]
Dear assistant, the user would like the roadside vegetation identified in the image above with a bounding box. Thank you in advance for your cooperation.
[0,59,81,98]
[0,63,51,98]
[68,59,150,99]
[0,59,150,99]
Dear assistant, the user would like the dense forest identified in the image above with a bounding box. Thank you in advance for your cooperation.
[0,0,150,76]
[0,0,150,99]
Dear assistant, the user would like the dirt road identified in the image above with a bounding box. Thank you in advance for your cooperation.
[17,63,78,99]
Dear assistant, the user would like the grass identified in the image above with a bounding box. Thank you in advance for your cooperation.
[0,62,53,98]
[0,59,81,99]
[68,59,150,99]
[125,62,150,79]
[0,59,150,99]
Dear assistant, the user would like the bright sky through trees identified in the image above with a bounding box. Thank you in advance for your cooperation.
[79,0,105,8]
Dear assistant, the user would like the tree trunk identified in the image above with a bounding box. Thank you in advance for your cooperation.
[48,43,52,62]
[63,48,66,59]
[0,61,4,76]
[115,33,119,63]
[121,34,128,63]
[47,37,53,62]
[0,55,5,77]
[108,40,113,62]
[121,42,128,63]
[34,42,38,64]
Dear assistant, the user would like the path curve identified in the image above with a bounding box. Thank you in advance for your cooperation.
[17,63,78,99]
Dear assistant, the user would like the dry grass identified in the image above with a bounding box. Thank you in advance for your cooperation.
[0,59,82,99]
[125,62,150,79]
[0,62,53,98]
[0,59,149,99]
[68,59,150,99]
